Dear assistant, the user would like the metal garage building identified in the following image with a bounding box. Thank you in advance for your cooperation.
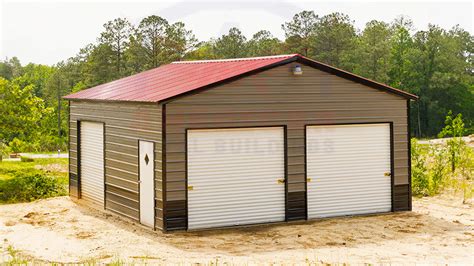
[64,54,418,231]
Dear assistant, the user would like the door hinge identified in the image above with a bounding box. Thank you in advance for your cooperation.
[187,185,194,191]
[384,172,391,177]
[277,179,285,184]
[307,178,312,182]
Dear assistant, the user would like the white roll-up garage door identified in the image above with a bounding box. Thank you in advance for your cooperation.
[187,127,285,230]
[306,123,392,218]
[80,121,104,206]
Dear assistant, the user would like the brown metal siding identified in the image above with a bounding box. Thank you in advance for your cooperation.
[68,101,164,230]
[164,62,410,230]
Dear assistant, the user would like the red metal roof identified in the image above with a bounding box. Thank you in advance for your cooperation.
[64,54,417,102]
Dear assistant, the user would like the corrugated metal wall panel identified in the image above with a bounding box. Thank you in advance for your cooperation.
[165,62,409,230]
[306,124,392,218]
[187,127,285,229]
[80,122,104,205]
[69,101,163,230]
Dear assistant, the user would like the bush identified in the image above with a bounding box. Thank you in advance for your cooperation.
[453,143,473,203]
[411,138,430,196]
[427,144,448,195]
[8,138,27,153]
[20,156,34,162]
[0,171,67,203]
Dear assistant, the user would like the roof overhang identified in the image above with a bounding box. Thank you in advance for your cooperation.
[64,54,418,103]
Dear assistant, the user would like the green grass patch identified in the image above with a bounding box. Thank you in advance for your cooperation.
[0,158,68,203]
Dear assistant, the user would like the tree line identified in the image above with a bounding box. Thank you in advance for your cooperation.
[0,11,472,152]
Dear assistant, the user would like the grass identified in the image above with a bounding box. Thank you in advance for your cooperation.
[4,245,28,265]
[0,158,68,180]
[20,151,66,155]
[0,158,68,203]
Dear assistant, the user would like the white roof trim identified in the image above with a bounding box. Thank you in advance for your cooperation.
[172,54,298,64]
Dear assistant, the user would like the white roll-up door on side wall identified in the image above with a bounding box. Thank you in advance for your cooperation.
[80,121,104,206]
[187,127,286,230]
[306,123,392,219]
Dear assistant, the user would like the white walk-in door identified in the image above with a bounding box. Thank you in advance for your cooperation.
[139,141,155,227]
[306,123,392,218]
[80,121,104,206]
[187,127,286,230]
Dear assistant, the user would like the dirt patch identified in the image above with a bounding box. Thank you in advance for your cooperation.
[0,193,473,264]
[34,163,67,173]
[75,231,95,239]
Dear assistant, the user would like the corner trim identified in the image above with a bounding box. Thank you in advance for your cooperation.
[161,104,168,231]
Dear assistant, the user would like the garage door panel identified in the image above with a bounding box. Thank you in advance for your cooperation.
[187,127,285,230]
[307,123,392,219]
[80,121,104,205]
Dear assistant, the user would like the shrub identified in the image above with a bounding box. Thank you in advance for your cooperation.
[0,171,67,203]
[0,141,8,161]
[8,138,27,153]
[411,138,430,196]
[20,156,34,162]
[453,143,473,203]
[438,111,466,172]
[427,144,448,195]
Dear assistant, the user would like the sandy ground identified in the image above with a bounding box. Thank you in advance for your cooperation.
[418,135,474,147]
[0,195,473,265]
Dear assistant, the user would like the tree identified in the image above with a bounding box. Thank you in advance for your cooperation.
[281,10,318,56]
[18,64,55,98]
[125,34,148,74]
[214,27,248,58]
[163,22,198,62]
[247,30,282,56]
[0,78,51,143]
[408,24,468,137]
[438,111,466,172]
[311,12,357,69]
[184,41,217,60]
[0,57,22,80]
[389,16,415,89]
[136,15,169,68]
[355,20,392,83]
[84,43,116,86]
[99,18,133,76]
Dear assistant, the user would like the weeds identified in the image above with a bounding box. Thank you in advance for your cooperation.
[0,158,68,203]
[411,112,473,200]
[427,144,448,195]
[411,139,429,196]
[412,139,472,198]
[4,245,28,265]
[454,143,473,203]
[0,172,67,203]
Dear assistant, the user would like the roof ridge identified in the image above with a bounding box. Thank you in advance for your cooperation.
[172,54,299,64]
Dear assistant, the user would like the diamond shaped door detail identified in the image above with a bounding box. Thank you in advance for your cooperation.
[144,154,150,165]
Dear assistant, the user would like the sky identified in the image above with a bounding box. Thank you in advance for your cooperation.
[0,0,472,65]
